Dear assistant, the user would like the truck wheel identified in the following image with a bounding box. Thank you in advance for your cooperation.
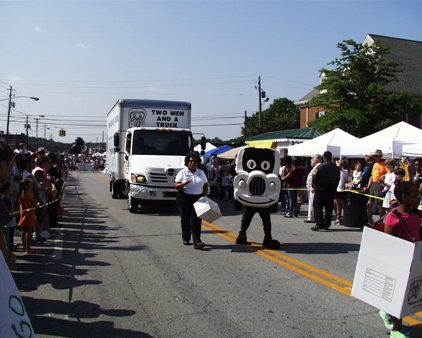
[111,181,119,199]
[129,196,138,213]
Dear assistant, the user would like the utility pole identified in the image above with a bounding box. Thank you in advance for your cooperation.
[5,85,13,143]
[244,110,247,144]
[35,117,40,149]
[258,76,262,134]
[25,115,29,149]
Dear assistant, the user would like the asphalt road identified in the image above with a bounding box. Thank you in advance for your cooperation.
[12,171,422,337]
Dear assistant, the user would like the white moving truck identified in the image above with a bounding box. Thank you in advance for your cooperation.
[106,99,199,212]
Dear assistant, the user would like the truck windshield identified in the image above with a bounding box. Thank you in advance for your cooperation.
[132,130,192,155]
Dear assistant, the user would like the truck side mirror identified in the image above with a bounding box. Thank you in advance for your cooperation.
[114,132,120,152]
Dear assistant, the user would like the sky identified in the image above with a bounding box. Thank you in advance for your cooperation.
[0,0,421,145]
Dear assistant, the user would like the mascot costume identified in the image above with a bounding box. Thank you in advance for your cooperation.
[234,147,281,249]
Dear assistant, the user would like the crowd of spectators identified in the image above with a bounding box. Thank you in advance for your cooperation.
[201,151,422,230]
[1,142,68,270]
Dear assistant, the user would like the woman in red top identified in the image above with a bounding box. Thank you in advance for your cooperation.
[380,181,421,338]
[18,178,38,254]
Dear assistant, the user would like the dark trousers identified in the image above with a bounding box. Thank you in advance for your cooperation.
[240,206,272,239]
[48,200,59,227]
[287,189,298,216]
[176,191,202,243]
[313,187,336,228]
[3,227,15,251]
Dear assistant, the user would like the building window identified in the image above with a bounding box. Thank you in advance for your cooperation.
[316,111,326,119]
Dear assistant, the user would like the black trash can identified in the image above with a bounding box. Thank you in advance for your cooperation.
[343,190,368,228]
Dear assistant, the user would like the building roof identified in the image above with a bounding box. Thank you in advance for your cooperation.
[246,128,321,142]
[296,88,319,105]
[296,34,422,105]
[365,34,422,97]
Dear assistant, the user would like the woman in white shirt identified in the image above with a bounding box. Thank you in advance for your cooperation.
[175,152,209,249]
[334,159,350,225]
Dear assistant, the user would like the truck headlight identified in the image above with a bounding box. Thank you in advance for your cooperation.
[131,174,147,183]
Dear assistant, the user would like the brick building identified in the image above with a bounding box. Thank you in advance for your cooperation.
[296,34,422,129]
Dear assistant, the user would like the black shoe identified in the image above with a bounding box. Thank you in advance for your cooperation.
[183,240,191,246]
[311,225,327,231]
[194,242,205,250]
[235,233,248,245]
[304,219,315,223]
[263,238,281,250]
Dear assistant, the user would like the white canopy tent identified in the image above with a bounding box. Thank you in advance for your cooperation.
[287,128,358,158]
[341,122,422,158]
[194,142,216,153]
[402,143,422,158]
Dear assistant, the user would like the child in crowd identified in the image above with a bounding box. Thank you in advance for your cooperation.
[379,181,421,338]
[18,178,38,254]
[34,169,50,239]
[351,161,363,188]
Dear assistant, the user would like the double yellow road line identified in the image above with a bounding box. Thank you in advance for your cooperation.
[93,173,421,326]
[202,220,422,326]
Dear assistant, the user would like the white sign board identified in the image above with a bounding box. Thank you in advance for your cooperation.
[125,108,190,129]
[352,227,422,318]
[0,253,34,337]
[194,196,222,222]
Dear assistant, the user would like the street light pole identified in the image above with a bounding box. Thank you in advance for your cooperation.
[2,85,39,145]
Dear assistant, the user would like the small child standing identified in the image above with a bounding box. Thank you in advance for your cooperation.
[379,181,421,338]
[352,161,363,188]
[18,179,38,254]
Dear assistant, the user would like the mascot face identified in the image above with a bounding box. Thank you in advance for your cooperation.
[234,147,281,207]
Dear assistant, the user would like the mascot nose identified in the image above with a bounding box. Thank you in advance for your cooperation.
[249,176,266,196]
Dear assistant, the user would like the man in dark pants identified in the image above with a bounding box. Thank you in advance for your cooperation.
[311,151,340,231]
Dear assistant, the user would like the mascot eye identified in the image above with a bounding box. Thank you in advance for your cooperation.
[246,159,257,170]
[261,161,271,171]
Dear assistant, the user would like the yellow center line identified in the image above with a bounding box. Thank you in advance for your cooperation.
[92,176,422,325]
[202,220,422,325]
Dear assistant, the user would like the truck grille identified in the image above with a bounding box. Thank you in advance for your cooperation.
[150,172,168,183]
[249,177,266,196]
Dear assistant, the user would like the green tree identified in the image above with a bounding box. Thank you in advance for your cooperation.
[309,39,422,137]
[243,97,299,138]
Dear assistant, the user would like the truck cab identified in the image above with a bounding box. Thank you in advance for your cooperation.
[124,128,193,212]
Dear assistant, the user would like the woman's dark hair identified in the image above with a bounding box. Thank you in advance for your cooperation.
[394,181,417,203]
[184,152,201,166]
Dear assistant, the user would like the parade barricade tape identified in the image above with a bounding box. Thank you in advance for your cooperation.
[8,182,66,217]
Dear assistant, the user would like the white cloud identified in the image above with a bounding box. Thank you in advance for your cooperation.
[33,26,42,33]
[76,43,91,49]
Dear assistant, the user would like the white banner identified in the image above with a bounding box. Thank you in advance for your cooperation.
[0,253,34,338]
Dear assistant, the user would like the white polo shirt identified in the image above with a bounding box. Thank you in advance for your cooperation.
[175,167,207,195]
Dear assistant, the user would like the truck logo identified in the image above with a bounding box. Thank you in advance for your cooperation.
[129,109,146,128]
